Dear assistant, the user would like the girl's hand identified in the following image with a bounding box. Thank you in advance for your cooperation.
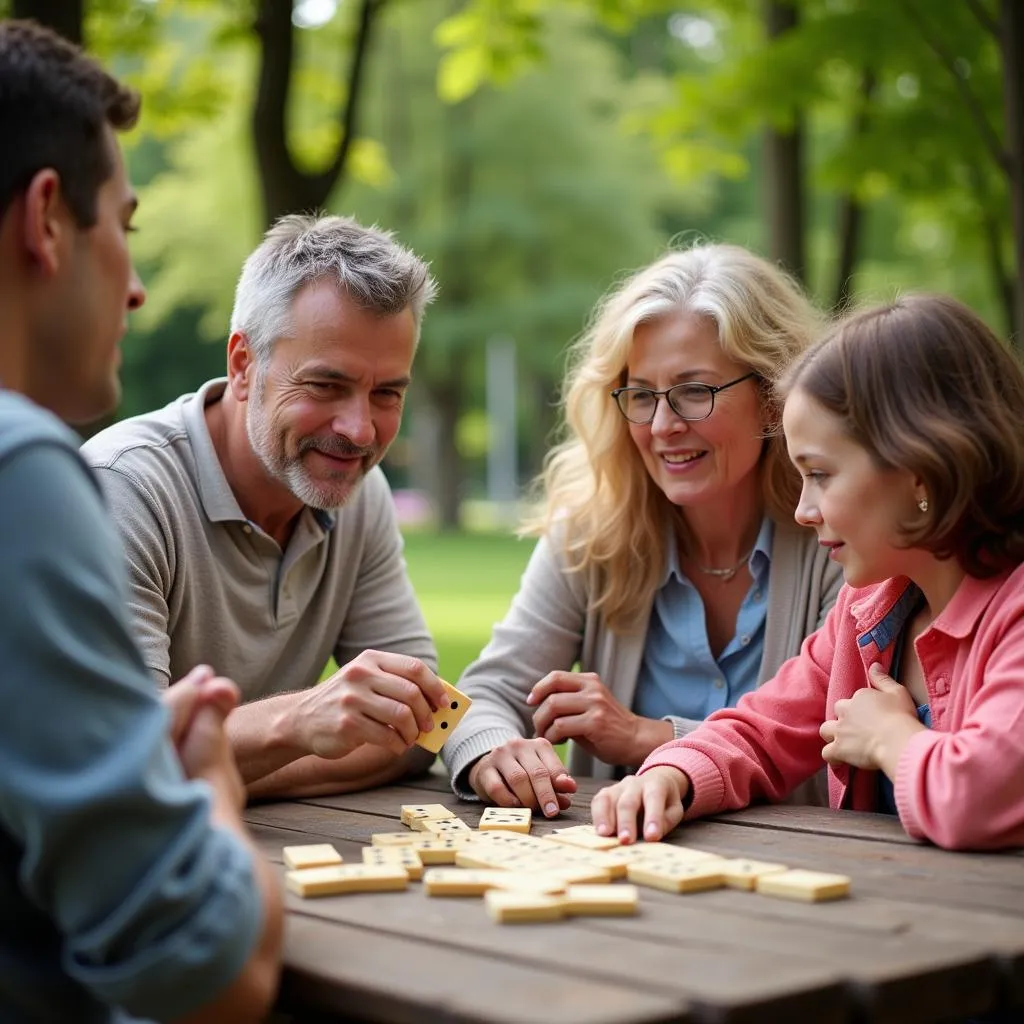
[590,767,689,843]
[820,663,924,773]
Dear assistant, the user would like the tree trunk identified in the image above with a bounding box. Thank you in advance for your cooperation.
[1000,0,1024,345]
[833,70,876,312]
[763,0,805,284]
[12,0,83,44]
[426,94,477,531]
[252,0,382,228]
[429,379,464,531]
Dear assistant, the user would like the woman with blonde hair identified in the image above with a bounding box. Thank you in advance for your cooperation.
[593,294,1024,852]
[443,243,842,815]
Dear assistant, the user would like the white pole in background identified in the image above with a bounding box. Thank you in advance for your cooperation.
[486,335,518,528]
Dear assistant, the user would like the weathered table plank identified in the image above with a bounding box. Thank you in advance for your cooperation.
[251,775,1024,1024]
[279,915,691,1024]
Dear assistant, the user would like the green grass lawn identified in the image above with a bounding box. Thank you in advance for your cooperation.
[403,530,533,683]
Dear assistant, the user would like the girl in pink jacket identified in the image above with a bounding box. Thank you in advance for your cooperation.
[593,294,1024,851]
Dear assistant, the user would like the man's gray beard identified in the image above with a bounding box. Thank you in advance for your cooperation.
[246,390,366,511]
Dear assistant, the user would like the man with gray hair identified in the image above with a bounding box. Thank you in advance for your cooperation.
[83,213,448,799]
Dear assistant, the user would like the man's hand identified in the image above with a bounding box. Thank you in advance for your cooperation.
[291,650,448,760]
[820,663,924,775]
[165,664,239,749]
[467,737,577,817]
[590,767,689,843]
[528,671,672,767]
[164,664,246,812]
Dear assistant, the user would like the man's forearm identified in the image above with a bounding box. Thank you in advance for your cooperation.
[226,693,309,784]
[246,744,435,800]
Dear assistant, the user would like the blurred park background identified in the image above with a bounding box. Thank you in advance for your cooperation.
[5,0,1022,680]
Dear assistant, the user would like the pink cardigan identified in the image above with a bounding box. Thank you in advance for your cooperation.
[639,565,1024,850]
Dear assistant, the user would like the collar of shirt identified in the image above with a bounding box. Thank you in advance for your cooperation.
[850,570,1012,649]
[661,515,774,589]
[182,377,336,535]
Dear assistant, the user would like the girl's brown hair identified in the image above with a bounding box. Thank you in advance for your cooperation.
[784,294,1024,577]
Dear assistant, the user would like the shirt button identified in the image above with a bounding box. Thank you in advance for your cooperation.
[753,590,763,602]
[740,634,751,646]
[714,678,725,689]
[934,675,949,695]
[242,524,253,535]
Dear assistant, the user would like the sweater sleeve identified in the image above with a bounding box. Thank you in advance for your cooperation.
[639,591,844,818]
[895,604,1024,850]
[441,534,588,798]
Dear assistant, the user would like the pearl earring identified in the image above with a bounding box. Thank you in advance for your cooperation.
[918,497,929,513]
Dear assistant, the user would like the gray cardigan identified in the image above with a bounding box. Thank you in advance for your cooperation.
[442,519,842,799]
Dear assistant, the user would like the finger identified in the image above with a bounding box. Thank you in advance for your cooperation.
[552,772,578,793]
[197,676,240,720]
[868,662,900,691]
[525,747,567,818]
[821,740,841,764]
[640,779,679,842]
[540,709,596,747]
[164,665,216,744]
[475,762,523,808]
[819,719,838,743]
[361,673,439,739]
[527,671,588,707]
[330,680,418,751]
[531,693,589,740]
[364,651,450,712]
[495,749,552,811]
[612,781,645,844]
[591,785,617,837]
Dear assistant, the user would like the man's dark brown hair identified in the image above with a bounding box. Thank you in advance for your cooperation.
[0,19,140,227]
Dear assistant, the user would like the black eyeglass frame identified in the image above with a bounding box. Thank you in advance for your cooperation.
[610,372,758,425]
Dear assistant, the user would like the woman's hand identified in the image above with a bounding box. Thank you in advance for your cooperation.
[529,671,673,766]
[820,663,925,775]
[590,766,690,843]
[467,737,577,817]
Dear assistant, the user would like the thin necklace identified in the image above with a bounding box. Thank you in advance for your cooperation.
[694,548,754,582]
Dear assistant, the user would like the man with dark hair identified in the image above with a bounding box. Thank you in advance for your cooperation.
[0,20,282,1023]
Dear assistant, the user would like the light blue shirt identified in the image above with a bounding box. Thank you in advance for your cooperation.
[0,392,262,1024]
[633,518,773,724]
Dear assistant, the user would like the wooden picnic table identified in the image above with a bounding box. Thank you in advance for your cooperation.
[247,770,1024,1024]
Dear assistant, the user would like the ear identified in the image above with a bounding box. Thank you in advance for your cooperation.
[21,169,68,277]
[910,472,928,508]
[226,331,256,402]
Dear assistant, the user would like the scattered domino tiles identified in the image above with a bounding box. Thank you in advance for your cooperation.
[281,806,852,917]
[485,889,565,923]
[415,679,472,754]
[285,864,408,897]
[400,803,456,828]
[282,843,343,870]
[479,806,532,833]
[363,845,425,880]
[755,869,852,902]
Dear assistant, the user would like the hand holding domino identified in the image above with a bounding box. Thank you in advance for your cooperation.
[293,650,456,759]
[415,678,472,753]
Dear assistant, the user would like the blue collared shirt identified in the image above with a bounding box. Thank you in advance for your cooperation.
[632,518,774,723]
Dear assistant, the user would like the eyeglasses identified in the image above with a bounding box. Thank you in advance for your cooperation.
[610,372,757,425]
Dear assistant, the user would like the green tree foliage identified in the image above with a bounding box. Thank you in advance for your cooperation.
[115,1,679,525]
[438,0,1018,336]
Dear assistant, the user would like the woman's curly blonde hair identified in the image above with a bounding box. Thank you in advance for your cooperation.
[525,243,822,632]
